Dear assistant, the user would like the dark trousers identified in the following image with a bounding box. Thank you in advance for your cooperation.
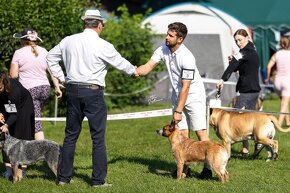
[234,92,260,110]
[57,84,107,185]
[235,92,260,150]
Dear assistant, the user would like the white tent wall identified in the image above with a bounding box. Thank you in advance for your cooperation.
[142,2,249,104]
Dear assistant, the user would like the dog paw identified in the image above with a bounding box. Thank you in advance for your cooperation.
[273,153,278,160]
[181,173,186,179]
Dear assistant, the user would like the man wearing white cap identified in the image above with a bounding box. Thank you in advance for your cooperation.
[47,9,138,187]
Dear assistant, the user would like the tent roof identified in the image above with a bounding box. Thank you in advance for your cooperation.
[207,0,290,27]
[143,2,248,34]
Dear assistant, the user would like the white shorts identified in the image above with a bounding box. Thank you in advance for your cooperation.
[172,97,207,131]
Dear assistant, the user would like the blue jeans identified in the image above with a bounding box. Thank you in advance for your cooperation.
[57,84,107,185]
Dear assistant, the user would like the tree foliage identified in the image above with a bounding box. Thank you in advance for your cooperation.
[0,0,88,116]
[101,5,164,109]
[0,1,163,115]
[0,0,87,70]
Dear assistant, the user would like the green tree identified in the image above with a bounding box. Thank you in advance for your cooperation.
[0,1,163,115]
[101,5,164,109]
[0,0,88,116]
[0,0,87,70]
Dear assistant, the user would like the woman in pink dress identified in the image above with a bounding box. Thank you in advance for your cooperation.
[266,36,290,126]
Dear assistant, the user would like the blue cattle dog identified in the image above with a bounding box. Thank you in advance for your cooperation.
[0,132,60,183]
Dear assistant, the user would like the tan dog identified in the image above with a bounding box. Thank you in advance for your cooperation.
[156,123,229,183]
[209,108,290,161]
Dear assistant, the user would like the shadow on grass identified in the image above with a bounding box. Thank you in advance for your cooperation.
[29,162,92,185]
[108,155,220,182]
[0,161,92,185]
[109,155,175,177]
[0,156,223,184]
[230,149,267,161]
[23,162,56,181]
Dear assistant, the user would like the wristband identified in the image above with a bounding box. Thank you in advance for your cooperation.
[174,110,182,114]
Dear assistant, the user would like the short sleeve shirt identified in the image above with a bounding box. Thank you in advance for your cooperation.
[11,46,50,89]
[151,44,205,102]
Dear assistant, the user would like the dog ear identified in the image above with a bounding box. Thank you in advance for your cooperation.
[209,108,213,115]
[170,120,176,131]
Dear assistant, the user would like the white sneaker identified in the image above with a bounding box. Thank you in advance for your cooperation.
[92,182,112,187]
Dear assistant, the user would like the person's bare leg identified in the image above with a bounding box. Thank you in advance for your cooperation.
[195,129,209,141]
[286,107,290,126]
[279,96,290,126]
[35,131,44,140]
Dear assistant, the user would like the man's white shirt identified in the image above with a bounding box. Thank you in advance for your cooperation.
[46,29,135,87]
[151,44,205,102]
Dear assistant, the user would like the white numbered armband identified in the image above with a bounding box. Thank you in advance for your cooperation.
[233,52,243,60]
[181,69,195,80]
[4,103,17,113]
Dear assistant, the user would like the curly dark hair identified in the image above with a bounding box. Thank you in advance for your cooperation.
[168,22,188,40]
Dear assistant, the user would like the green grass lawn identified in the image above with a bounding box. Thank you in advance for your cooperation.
[1,96,290,193]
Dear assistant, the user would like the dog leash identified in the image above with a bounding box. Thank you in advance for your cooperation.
[215,88,221,100]
[214,106,290,115]
[214,88,290,115]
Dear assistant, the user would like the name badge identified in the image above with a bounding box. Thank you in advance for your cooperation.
[181,69,195,80]
[4,101,17,113]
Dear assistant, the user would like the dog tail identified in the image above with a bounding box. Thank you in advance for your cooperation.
[269,115,290,132]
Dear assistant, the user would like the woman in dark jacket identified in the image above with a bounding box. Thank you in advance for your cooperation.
[216,29,261,156]
[0,71,35,178]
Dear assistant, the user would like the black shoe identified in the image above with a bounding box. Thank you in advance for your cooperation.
[198,168,212,179]
[253,143,265,157]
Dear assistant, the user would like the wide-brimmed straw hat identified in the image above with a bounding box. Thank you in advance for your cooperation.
[81,9,105,21]
[13,27,43,42]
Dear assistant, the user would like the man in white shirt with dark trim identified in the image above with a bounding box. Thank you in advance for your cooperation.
[47,9,138,187]
[136,22,212,179]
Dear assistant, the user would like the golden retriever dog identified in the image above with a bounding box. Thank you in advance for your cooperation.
[156,122,229,183]
[209,108,290,161]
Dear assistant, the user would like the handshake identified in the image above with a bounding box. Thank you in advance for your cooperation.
[132,66,142,78]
